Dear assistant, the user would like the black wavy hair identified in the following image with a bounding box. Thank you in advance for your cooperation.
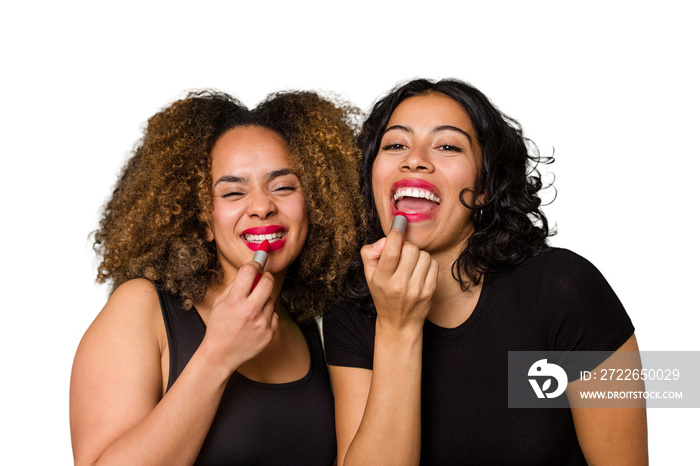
[342,78,554,312]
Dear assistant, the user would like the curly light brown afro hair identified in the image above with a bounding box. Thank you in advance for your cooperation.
[94,89,365,321]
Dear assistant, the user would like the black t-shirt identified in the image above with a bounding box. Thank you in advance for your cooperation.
[323,248,635,465]
[158,288,337,465]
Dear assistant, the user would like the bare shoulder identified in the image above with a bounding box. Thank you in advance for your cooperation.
[104,278,162,318]
[72,278,165,382]
[86,279,163,337]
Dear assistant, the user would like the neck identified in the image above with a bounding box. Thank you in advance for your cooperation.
[427,246,482,329]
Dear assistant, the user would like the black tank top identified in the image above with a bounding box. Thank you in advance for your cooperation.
[157,288,337,465]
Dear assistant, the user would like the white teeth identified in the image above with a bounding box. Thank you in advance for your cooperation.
[243,231,285,243]
[393,187,441,204]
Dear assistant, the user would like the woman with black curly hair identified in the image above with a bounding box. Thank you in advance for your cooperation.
[323,79,647,465]
[70,90,364,465]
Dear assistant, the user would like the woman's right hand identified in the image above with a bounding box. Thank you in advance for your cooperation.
[360,227,438,333]
[201,260,278,374]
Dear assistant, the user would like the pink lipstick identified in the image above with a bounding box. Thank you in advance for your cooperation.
[251,239,269,291]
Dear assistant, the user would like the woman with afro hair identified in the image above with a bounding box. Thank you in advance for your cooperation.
[70,89,365,465]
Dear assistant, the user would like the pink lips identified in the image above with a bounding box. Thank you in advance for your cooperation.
[392,179,439,192]
[241,225,287,252]
[391,179,440,222]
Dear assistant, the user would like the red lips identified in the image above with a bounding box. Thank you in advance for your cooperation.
[240,225,287,252]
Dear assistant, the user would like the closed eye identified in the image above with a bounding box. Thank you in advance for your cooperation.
[274,185,298,193]
[221,191,244,198]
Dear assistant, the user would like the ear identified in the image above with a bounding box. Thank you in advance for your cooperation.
[469,186,487,209]
[206,221,215,242]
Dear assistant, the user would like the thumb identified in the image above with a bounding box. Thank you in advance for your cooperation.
[360,237,387,283]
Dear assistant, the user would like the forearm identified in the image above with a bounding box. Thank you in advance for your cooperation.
[343,323,423,466]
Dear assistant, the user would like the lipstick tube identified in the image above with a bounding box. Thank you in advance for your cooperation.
[251,239,269,291]
[391,214,407,235]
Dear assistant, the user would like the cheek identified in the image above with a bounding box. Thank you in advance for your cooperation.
[209,201,224,231]
[449,163,481,207]
[371,160,390,208]
[288,196,309,237]
[210,200,243,232]
[299,219,309,246]
[298,208,309,242]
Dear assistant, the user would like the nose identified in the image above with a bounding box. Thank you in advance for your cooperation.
[400,145,434,172]
[247,189,276,219]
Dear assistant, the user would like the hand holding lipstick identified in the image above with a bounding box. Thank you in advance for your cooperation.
[360,214,438,332]
[202,242,277,373]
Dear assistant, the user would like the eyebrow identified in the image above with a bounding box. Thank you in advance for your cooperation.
[214,168,297,186]
[266,168,296,181]
[383,124,473,143]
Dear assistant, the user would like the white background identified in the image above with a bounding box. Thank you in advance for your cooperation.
[2,1,697,463]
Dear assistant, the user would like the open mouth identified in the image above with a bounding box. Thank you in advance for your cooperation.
[392,183,441,216]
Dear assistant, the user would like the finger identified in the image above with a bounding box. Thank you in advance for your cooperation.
[361,238,386,283]
[393,242,421,280]
[375,228,405,276]
[260,298,275,321]
[213,273,240,307]
[406,250,433,289]
[361,238,387,263]
[262,300,278,345]
[240,260,263,282]
[269,311,279,334]
[248,271,274,303]
[425,258,439,295]
[220,261,263,302]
